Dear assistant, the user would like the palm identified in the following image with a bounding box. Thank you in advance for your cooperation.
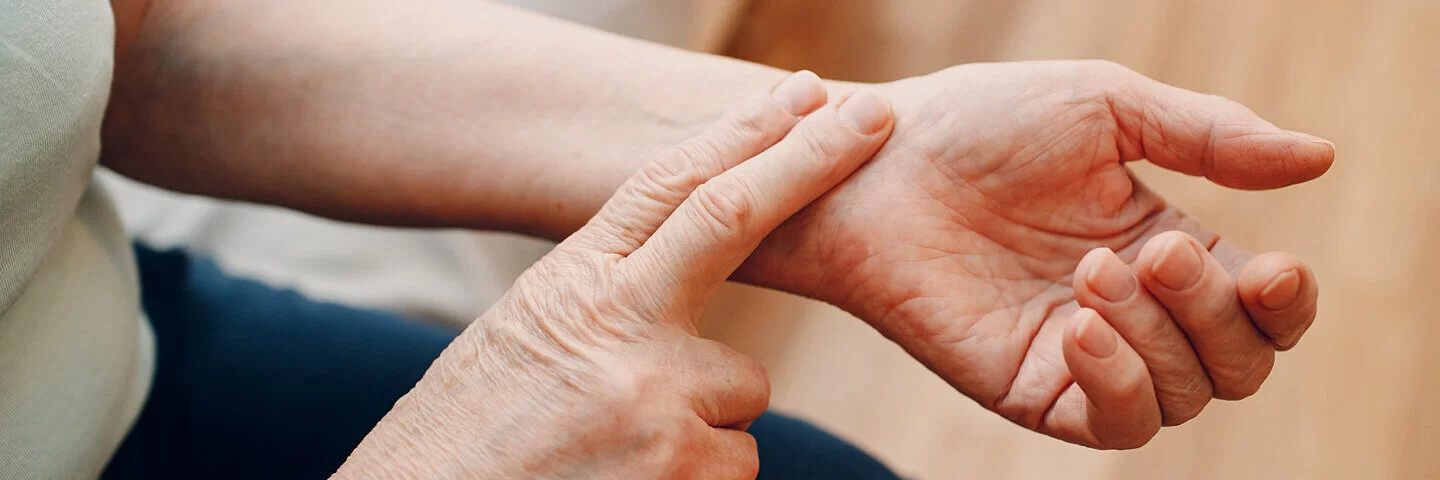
[741,61,1327,447]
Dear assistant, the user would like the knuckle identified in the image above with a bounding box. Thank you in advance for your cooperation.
[729,352,772,411]
[596,367,650,412]
[640,427,689,475]
[724,107,770,143]
[687,179,757,241]
[665,422,697,455]
[1186,311,1232,336]
[584,211,650,250]
[1128,314,1177,347]
[1215,350,1275,400]
[1182,290,1245,336]
[666,138,725,179]
[634,157,690,197]
[1117,370,1152,399]
[660,419,705,472]
[742,357,771,396]
[1160,377,1213,425]
[798,129,850,165]
[592,361,670,418]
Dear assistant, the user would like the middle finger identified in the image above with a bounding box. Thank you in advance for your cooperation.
[1136,231,1275,400]
[1073,247,1213,425]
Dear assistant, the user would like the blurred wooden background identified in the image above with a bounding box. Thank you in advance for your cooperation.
[696,1,1440,478]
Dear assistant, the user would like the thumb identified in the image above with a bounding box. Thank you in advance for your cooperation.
[1103,63,1336,190]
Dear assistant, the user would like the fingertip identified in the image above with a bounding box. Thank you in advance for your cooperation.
[836,88,894,135]
[1079,248,1138,303]
[1239,253,1318,349]
[1288,130,1337,170]
[1074,249,1105,301]
[1079,247,1113,265]
[1257,269,1301,311]
[1240,253,1314,304]
[1114,70,1334,190]
[1284,130,1336,183]
[627,82,892,291]
[1288,130,1333,147]
[1136,231,1191,265]
[1141,232,1204,291]
[1075,245,1217,427]
[580,74,810,256]
[771,70,828,116]
[1212,130,1335,189]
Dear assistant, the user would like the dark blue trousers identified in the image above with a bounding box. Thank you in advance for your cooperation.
[100,245,899,479]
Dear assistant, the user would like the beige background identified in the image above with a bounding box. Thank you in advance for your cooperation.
[700,1,1440,479]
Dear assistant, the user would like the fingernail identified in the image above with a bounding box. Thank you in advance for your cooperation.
[837,89,892,134]
[1077,312,1118,358]
[1152,238,1203,290]
[1259,270,1301,310]
[771,70,826,116]
[1290,130,1335,148]
[1086,249,1136,302]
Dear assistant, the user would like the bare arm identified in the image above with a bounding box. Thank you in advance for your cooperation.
[105,0,797,240]
[107,0,1337,452]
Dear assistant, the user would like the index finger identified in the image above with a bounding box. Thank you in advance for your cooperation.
[570,70,828,255]
[625,89,894,305]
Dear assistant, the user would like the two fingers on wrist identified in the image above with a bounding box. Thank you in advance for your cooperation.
[580,71,826,255]
[574,71,895,312]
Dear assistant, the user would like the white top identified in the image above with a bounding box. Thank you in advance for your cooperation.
[0,0,153,478]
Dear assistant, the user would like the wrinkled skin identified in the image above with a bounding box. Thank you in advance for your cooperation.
[740,60,1332,449]
[335,75,897,479]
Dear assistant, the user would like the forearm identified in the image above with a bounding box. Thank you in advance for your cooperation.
[104,0,794,239]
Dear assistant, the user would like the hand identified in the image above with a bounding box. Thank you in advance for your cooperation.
[334,72,894,479]
[738,60,1333,449]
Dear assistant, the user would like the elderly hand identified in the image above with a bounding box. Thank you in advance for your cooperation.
[333,72,893,479]
[738,60,1333,449]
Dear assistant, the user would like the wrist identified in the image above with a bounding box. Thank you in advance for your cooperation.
[514,77,877,242]
[509,65,807,241]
